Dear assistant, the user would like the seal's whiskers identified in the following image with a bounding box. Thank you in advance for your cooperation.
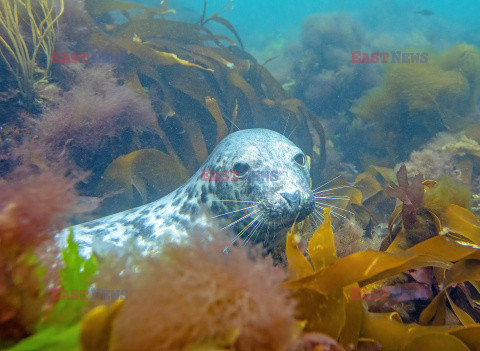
[315,202,353,220]
[310,176,357,226]
[315,195,351,201]
[315,201,354,215]
[310,210,323,227]
[287,124,299,140]
[313,184,356,195]
[222,209,260,231]
[232,213,262,243]
[312,175,342,192]
[243,217,266,246]
[213,205,258,218]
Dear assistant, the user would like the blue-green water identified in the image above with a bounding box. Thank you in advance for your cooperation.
[160,0,480,50]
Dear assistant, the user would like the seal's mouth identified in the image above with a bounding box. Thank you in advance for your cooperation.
[259,189,315,228]
[217,187,315,245]
[217,175,354,247]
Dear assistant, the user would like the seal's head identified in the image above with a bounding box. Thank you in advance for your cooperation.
[196,128,315,243]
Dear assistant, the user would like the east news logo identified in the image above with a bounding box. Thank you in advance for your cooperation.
[351,51,428,63]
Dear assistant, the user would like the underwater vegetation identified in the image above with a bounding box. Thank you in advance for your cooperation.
[18,63,160,203]
[284,13,380,118]
[94,231,297,351]
[284,166,480,349]
[0,0,326,217]
[2,162,480,350]
[400,130,480,185]
[398,129,480,217]
[0,167,75,343]
[350,43,480,166]
[0,0,64,110]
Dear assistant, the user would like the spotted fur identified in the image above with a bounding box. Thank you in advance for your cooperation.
[55,129,315,257]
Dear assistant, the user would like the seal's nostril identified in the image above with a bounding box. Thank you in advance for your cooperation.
[280,190,301,207]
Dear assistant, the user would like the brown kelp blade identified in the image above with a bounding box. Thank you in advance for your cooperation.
[97,149,190,204]
[205,97,228,145]
[204,15,244,50]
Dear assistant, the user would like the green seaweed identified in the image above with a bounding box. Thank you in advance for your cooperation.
[3,230,97,350]
[6,325,81,351]
[38,230,98,329]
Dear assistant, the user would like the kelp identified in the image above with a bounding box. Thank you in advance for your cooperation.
[322,165,395,236]
[80,300,124,351]
[74,0,326,210]
[350,165,395,230]
[286,204,480,349]
[199,0,243,50]
[341,163,473,238]
[97,149,190,207]
[4,169,480,350]
[286,208,347,339]
[285,164,480,349]
[205,97,228,144]
[361,311,480,351]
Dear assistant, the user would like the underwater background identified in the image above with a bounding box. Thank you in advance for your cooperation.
[2,0,480,350]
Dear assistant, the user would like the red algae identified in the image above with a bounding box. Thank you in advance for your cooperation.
[39,64,155,149]
[0,168,75,342]
[97,230,297,351]
[19,64,157,173]
[0,168,75,247]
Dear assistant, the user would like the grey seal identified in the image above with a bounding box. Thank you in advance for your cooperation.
[56,128,316,256]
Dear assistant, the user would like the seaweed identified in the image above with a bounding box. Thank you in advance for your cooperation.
[385,165,425,231]
[92,229,297,350]
[285,12,380,122]
[285,205,480,349]
[350,44,480,165]
[53,0,325,212]
[2,0,326,215]
[0,0,64,109]
[199,0,243,50]
[4,165,480,350]
[4,229,99,350]
[381,165,472,251]
[96,149,190,211]
[0,168,75,343]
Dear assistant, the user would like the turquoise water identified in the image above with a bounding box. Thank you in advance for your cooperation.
[164,0,480,49]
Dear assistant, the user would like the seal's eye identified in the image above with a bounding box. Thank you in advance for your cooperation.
[233,162,250,178]
[294,153,306,166]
